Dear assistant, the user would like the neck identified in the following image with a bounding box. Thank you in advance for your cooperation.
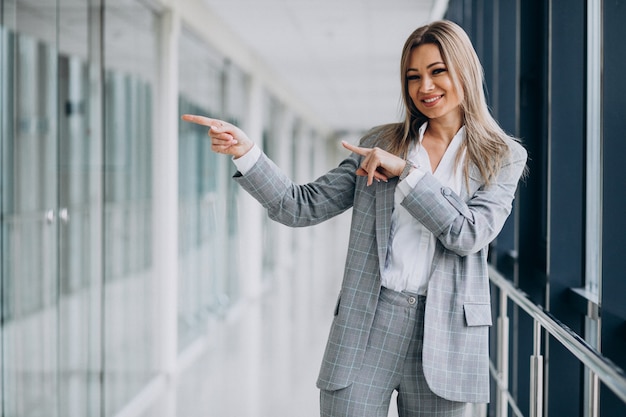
[426,118,463,145]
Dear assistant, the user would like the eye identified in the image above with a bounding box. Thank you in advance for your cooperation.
[407,74,420,81]
[432,67,447,75]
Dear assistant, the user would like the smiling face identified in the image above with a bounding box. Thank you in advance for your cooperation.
[406,43,463,126]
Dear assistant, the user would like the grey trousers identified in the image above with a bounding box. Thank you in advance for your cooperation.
[320,287,468,417]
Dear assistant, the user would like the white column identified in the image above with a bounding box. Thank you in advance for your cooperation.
[233,75,266,417]
[154,8,180,378]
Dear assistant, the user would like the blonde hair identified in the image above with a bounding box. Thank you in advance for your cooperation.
[375,20,513,186]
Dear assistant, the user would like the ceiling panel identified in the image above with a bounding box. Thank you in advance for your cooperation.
[202,0,446,133]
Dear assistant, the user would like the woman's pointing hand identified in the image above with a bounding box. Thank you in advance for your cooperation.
[342,141,408,186]
[182,114,253,159]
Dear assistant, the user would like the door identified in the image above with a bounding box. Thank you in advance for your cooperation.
[0,2,104,416]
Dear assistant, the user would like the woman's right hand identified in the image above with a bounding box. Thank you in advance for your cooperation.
[341,141,409,186]
[181,114,254,159]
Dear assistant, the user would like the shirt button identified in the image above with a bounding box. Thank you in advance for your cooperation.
[408,296,417,305]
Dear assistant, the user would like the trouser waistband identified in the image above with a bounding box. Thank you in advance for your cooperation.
[379,286,426,308]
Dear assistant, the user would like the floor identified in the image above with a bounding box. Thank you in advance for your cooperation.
[139,277,483,417]
[175,288,330,417]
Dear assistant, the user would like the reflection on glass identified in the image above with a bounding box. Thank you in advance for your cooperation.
[102,1,160,414]
[1,20,60,415]
[1,1,105,416]
[261,94,284,285]
[177,27,224,351]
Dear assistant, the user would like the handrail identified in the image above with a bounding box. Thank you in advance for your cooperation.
[488,266,626,405]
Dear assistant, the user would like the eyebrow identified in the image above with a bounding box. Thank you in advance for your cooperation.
[406,61,446,72]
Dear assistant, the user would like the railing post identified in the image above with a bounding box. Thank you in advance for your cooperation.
[530,320,544,417]
[586,370,600,417]
[496,289,510,417]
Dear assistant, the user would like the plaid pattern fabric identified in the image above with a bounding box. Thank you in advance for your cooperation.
[234,131,527,404]
[320,288,468,417]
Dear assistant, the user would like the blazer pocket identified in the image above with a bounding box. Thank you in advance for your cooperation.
[463,303,493,327]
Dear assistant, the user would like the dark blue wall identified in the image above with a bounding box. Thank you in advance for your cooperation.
[446,0,626,415]
[601,0,626,414]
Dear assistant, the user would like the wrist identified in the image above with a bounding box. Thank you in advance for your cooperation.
[233,142,254,159]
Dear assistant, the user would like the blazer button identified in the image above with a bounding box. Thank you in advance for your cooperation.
[408,296,417,305]
[441,187,452,196]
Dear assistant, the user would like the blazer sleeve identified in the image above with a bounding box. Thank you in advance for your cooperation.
[401,139,527,256]
[233,150,358,227]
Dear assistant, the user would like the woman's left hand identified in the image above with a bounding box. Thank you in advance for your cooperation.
[342,141,408,186]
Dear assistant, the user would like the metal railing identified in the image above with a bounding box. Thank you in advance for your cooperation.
[488,266,626,417]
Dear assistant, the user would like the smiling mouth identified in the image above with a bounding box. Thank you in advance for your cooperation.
[423,95,442,104]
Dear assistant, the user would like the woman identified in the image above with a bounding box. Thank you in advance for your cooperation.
[183,20,527,417]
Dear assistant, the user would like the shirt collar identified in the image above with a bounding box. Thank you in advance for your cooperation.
[417,121,465,146]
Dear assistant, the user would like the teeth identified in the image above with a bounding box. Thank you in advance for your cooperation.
[424,96,440,103]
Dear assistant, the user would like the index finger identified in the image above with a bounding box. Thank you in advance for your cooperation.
[341,140,369,156]
[181,114,219,128]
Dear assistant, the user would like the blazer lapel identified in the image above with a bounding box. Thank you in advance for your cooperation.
[375,178,397,275]
[461,165,484,201]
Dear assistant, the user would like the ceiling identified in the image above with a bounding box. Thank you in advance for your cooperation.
[201,0,449,134]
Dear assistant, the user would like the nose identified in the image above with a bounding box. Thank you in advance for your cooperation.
[420,76,434,92]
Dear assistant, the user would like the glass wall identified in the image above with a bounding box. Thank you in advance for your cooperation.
[102,1,161,414]
[1,1,103,416]
[1,17,62,417]
[222,63,247,306]
[57,3,104,416]
[177,27,225,350]
[1,0,161,416]
[1,1,330,416]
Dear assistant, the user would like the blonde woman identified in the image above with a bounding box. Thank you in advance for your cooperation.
[184,19,527,417]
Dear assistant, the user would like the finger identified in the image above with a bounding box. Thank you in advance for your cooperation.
[341,140,369,156]
[211,136,236,147]
[374,171,389,182]
[368,168,378,186]
[363,157,381,183]
[355,168,388,183]
[359,158,377,186]
[210,131,235,142]
[182,114,224,130]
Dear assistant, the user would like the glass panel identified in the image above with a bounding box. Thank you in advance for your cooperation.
[178,27,223,116]
[57,1,104,416]
[177,97,220,350]
[224,62,248,126]
[261,94,283,285]
[222,64,245,306]
[1,3,60,416]
[102,1,160,414]
[177,27,223,350]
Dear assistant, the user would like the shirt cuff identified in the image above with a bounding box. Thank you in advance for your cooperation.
[396,167,426,201]
[232,144,261,175]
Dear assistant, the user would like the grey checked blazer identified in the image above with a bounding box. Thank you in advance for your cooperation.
[234,129,527,403]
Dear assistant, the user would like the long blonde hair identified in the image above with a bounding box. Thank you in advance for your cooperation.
[374,20,513,185]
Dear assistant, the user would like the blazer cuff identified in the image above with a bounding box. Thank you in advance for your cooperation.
[401,172,459,236]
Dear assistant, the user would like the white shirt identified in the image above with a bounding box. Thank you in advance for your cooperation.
[233,123,466,295]
[382,123,466,294]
